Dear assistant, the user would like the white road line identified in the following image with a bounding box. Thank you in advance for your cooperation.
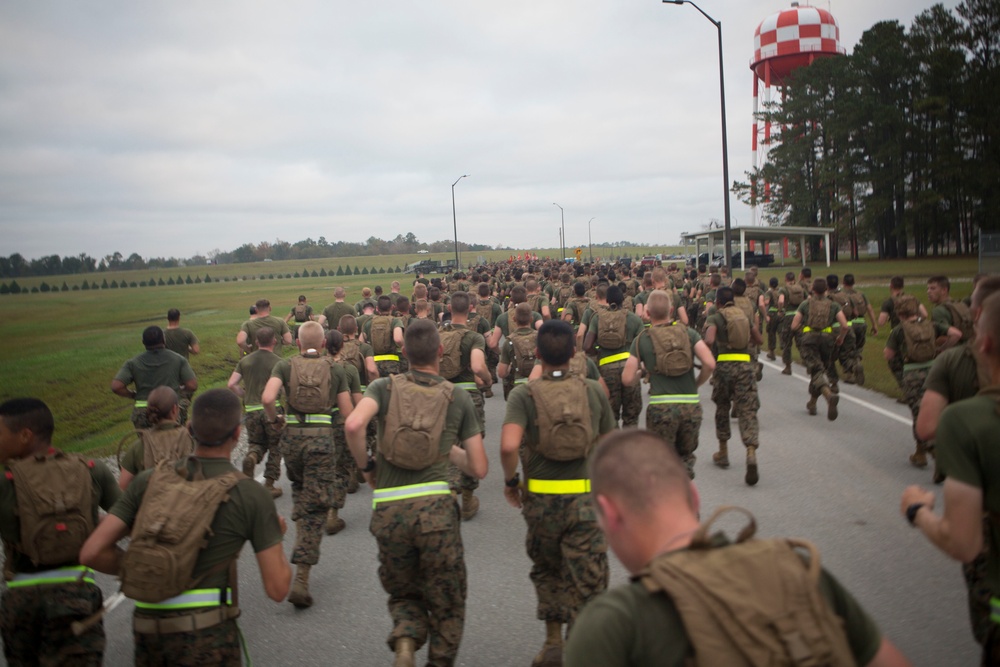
[759,359,913,426]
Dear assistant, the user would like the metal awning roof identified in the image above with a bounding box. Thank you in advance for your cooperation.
[681,226,835,269]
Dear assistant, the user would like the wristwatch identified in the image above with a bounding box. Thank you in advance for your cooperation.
[362,457,376,473]
[905,503,925,526]
[505,473,520,488]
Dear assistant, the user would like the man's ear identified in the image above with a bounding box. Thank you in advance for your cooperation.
[596,494,620,530]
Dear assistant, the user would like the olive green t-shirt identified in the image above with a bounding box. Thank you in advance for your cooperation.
[114,349,196,401]
[119,422,194,475]
[164,327,198,359]
[364,370,481,489]
[504,374,615,481]
[240,315,291,354]
[0,453,119,573]
[705,306,753,355]
[924,345,981,401]
[631,324,701,396]
[323,302,356,331]
[270,354,350,417]
[233,348,283,406]
[494,310,543,338]
[931,303,953,329]
[589,310,644,358]
[935,392,1000,593]
[111,458,283,595]
[565,553,882,667]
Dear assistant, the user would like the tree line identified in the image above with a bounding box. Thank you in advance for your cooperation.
[734,0,999,260]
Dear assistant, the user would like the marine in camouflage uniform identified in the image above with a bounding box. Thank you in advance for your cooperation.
[362,296,405,378]
[791,280,849,421]
[704,287,763,486]
[763,278,781,359]
[112,326,198,430]
[583,286,644,428]
[777,273,806,374]
[826,276,860,384]
[501,319,616,666]
[264,322,354,608]
[0,398,120,667]
[345,319,487,667]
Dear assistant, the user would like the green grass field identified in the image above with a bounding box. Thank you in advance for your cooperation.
[0,252,979,455]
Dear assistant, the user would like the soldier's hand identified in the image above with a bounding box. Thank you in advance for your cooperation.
[503,484,524,509]
[277,515,288,535]
[900,485,935,516]
[363,471,376,489]
[871,326,878,336]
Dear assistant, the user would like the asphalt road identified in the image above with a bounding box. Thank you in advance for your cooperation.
[45,359,982,666]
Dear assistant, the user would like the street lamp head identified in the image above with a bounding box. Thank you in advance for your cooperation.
[664,1,685,5]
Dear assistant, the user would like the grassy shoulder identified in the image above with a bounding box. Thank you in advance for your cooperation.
[0,254,979,454]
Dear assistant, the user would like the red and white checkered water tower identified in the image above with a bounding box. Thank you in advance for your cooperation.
[750,3,845,225]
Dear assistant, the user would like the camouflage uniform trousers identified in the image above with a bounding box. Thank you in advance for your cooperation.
[964,517,992,646]
[332,423,349,509]
[711,361,760,447]
[645,402,702,479]
[448,388,484,494]
[130,406,152,430]
[178,388,194,426]
[486,346,500,385]
[134,614,240,666]
[376,359,402,378]
[766,311,780,352]
[830,327,858,379]
[1,582,104,667]
[244,410,283,482]
[901,367,930,450]
[502,368,516,400]
[370,494,466,667]
[599,359,642,427]
[799,333,838,398]
[281,426,335,565]
[888,356,905,389]
[778,314,798,365]
[522,492,609,625]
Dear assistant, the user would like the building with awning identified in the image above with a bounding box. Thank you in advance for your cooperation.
[681,225,835,270]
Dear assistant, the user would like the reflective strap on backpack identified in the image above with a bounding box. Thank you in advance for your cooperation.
[599,352,630,366]
[514,378,530,385]
[286,414,333,426]
[452,382,478,392]
[134,401,148,408]
[134,587,233,610]
[243,401,281,413]
[802,326,833,333]
[649,394,699,405]
[7,566,95,588]
[372,481,451,508]
[852,318,867,325]
[374,354,400,362]
[527,478,591,494]
[717,354,751,362]
[990,597,1000,625]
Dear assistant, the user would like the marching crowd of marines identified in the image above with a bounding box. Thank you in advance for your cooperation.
[5,254,999,666]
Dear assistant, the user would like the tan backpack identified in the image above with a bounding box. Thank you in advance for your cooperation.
[381,373,454,470]
[901,318,937,363]
[288,355,333,414]
[647,324,693,377]
[806,298,834,332]
[6,451,94,568]
[526,375,593,461]
[847,291,867,322]
[293,303,309,322]
[640,506,856,667]
[369,315,395,355]
[567,350,589,378]
[120,458,244,603]
[437,324,469,380]
[829,291,853,320]
[944,300,974,343]
[509,330,538,379]
[786,283,805,308]
[733,295,755,323]
[478,299,498,328]
[597,308,628,349]
[132,427,194,471]
[720,306,751,350]
[339,338,367,383]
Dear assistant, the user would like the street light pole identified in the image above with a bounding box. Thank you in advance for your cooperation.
[553,203,565,260]
[587,217,595,263]
[663,0,732,273]
[452,174,468,270]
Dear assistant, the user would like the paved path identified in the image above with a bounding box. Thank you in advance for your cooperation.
[48,358,981,666]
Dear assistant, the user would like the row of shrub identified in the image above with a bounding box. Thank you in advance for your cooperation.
[0,265,407,295]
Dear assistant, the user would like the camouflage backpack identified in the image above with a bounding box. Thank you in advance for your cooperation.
[288,355,333,414]
[847,291,867,322]
[829,291,853,321]
[509,329,538,379]
[478,299,498,328]
[646,323,693,377]
[381,373,454,470]
[786,283,806,308]
[437,324,470,380]
[6,451,94,568]
[901,318,937,364]
[293,303,309,322]
[526,375,593,461]
[944,300,974,343]
[806,298,834,332]
[597,308,628,349]
[339,338,367,384]
[557,285,573,310]
[369,315,394,355]
[139,426,195,470]
[720,306,751,350]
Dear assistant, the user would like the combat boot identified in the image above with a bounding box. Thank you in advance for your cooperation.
[393,637,416,667]
[755,362,763,382]
[346,474,359,494]
[264,478,283,499]
[910,443,928,469]
[461,490,480,521]
[855,365,865,386]
[532,621,564,667]
[242,452,258,477]
[821,386,839,421]
[766,349,776,361]
[288,564,313,609]
[713,441,730,468]
[325,508,345,535]
[806,394,818,416]
[782,363,792,376]
[745,445,759,486]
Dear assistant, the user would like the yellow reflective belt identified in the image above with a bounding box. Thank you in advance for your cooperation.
[134,400,148,408]
[372,481,451,508]
[717,353,751,362]
[359,385,367,392]
[527,478,591,494]
[135,588,233,610]
[599,352,631,366]
[852,318,867,325]
[990,597,1000,625]
[244,401,280,413]
[374,354,400,362]
[514,378,529,385]
[7,566,96,588]
[453,382,478,392]
[648,394,699,405]
[286,414,333,425]
[802,326,833,333]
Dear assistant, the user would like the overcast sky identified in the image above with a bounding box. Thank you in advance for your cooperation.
[0,0,959,261]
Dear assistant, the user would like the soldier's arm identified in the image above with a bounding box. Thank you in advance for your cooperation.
[256,542,292,602]
[284,312,294,323]
[227,371,244,397]
[883,345,896,362]
[188,340,200,355]
[393,325,405,348]
[236,330,251,354]
[915,390,948,442]
[110,379,134,400]
[282,331,293,346]
[79,514,130,576]
[262,377,284,424]
[903,479,983,563]
[621,355,641,387]
[450,433,488,480]
[866,638,911,667]
[336,390,353,420]
[867,304,879,335]
[365,356,379,382]
[345,397,380,484]
[703,324,717,347]
[918,303,928,319]
[835,311,849,345]
[791,311,803,332]
[941,326,962,350]
[693,340,716,387]
[750,320,764,346]
[500,423,525,509]
[583,328,597,355]
[675,305,689,326]
[182,376,198,394]
[634,302,645,320]
[488,325,503,351]
[470,348,491,386]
